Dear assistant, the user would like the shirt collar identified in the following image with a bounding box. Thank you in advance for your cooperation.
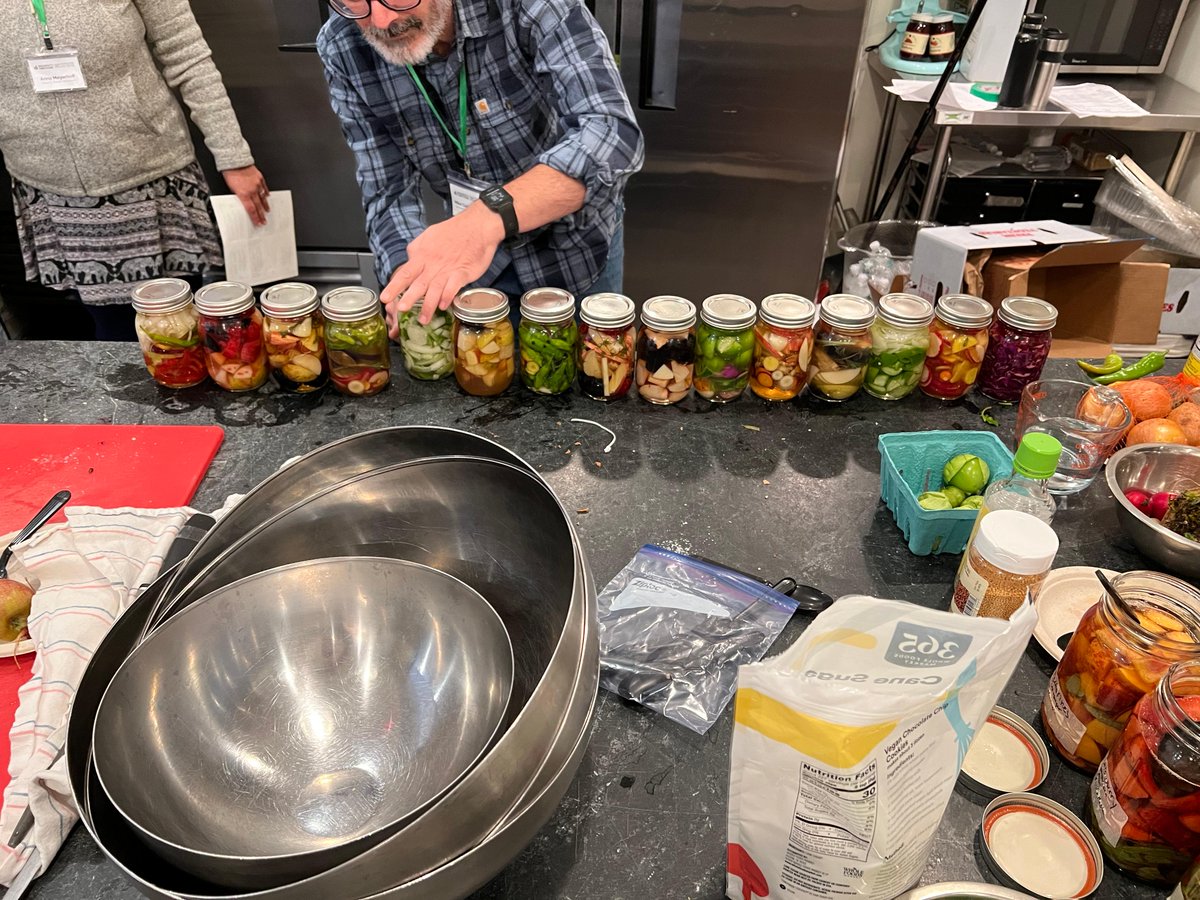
[454,0,490,41]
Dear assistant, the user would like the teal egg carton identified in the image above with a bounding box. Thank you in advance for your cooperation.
[878,430,1015,556]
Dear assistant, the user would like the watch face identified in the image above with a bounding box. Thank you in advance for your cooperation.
[483,187,506,206]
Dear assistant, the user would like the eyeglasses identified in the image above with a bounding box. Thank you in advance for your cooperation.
[328,0,422,19]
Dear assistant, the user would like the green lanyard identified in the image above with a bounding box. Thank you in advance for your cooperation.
[29,0,53,49]
[406,64,470,177]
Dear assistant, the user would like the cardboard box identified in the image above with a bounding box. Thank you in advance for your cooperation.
[1130,247,1200,335]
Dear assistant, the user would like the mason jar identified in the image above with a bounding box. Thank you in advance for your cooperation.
[750,293,815,402]
[864,292,934,400]
[519,287,578,396]
[695,294,756,403]
[396,309,454,381]
[131,278,205,389]
[921,293,994,400]
[453,288,515,397]
[636,296,696,405]
[321,286,390,397]
[260,282,328,394]
[808,293,875,402]
[578,292,636,401]
[978,296,1058,403]
[194,281,268,392]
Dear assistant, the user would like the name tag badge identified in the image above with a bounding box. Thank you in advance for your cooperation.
[447,170,489,217]
[25,48,87,93]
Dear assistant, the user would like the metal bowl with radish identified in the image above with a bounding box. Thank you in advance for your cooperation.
[1106,443,1200,579]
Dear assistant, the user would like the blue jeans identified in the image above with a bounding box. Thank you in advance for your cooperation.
[489,223,625,304]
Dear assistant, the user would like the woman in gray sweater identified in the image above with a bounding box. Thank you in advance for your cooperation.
[1,0,268,339]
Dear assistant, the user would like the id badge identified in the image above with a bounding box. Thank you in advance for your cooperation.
[25,48,87,93]
[447,170,489,216]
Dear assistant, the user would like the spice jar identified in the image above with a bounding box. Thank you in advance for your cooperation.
[695,294,756,402]
[900,12,935,60]
[927,14,955,61]
[809,293,875,402]
[977,296,1057,403]
[921,293,993,400]
[1088,660,1200,886]
[864,292,934,400]
[260,282,328,394]
[636,296,697,405]
[578,293,636,401]
[751,293,816,402]
[519,288,578,395]
[321,286,390,397]
[951,509,1059,619]
[396,310,454,381]
[452,288,515,397]
[194,281,268,392]
[131,278,206,389]
[1043,571,1200,773]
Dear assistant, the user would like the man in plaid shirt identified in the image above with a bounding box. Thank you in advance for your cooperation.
[317,0,644,329]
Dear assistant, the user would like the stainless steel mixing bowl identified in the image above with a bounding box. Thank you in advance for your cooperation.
[1106,443,1200,579]
[92,557,514,890]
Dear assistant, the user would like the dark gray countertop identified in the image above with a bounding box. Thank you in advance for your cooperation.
[1,343,1159,900]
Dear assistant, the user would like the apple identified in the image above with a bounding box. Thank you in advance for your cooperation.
[0,579,33,643]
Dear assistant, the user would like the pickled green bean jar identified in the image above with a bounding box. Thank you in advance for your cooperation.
[864,292,934,400]
[518,287,578,395]
[695,294,756,403]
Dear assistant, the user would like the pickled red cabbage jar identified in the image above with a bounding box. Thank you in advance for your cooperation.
[131,278,206,389]
[921,293,993,400]
[977,296,1057,403]
[194,281,269,392]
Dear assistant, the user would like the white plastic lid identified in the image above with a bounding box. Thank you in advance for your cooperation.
[974,510,1060,576]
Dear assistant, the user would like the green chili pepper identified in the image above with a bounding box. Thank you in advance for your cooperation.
[519,319,578,395]
[1092,351,1166,385]
[1077,353,1124,376]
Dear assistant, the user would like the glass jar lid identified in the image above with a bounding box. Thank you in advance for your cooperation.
[321,286,379,322]
[641,296,696,331]
[580,293,635,329]
[930,13,954,23]
[260,282,320,318]
[131,278,193,314]
[998,296,1058,332]
[909,12,935,23]
[759,293,816,330]
[936,293,994,330]
[194,281,255,317]
[818,293,875,330]
[700,294,756,330]
[453,287,510,324]
[877,292,935,328]
[520,287,575,324]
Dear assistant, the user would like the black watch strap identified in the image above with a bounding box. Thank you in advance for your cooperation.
[480,185,519,241]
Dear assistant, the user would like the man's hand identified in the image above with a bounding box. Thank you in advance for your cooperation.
[382,203,505,333]
[221,166,270,226]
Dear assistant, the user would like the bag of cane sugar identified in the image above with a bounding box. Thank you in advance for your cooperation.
[727,596,1036,900]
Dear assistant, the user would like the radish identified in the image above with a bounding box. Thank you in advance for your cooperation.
[1125,488,1152,514]
[1149,491,1178,520]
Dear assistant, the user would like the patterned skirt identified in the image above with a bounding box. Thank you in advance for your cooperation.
[11,160,223,306]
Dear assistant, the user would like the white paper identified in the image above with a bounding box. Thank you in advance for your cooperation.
[1049,83,1149,118]
[210,190,298,286]
[884,79,997,111]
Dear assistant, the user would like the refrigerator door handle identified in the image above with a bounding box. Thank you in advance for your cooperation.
[589,0,620,54]
[639,0,681,110]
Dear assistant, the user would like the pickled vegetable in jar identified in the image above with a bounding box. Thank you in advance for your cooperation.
[321,286,391,397]
[131,278,205,389]
[695,294,756,403]
[751,293,815,401]
[921,293,993,400]
[1042,571,1200,774]
[519,287,578,395]
[578,293,636,401]
[978,296,1057,403]
[453,288,515,397]
[194,281,269,392]
[636,296,696,405]
[809,293,875,402]
[864,292,934,400]
[397,310,453,381]
[260,282,328,394]
[1171,855,1200,899]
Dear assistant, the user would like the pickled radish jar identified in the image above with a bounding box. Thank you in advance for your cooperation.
[921,293,994,400]
[978,296,1057,403]
[808,294,875,402]
[695,294,756,403]
[864,292,934,401]
[131,278,206,389]
[453,288,515,397]
[321,287,391,397]
[578,293,636,401]
[750,293,815,402]
[195,281,269,392]
[260,282,328,394]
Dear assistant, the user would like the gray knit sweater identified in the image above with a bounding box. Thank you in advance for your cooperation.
[0,0,254,197]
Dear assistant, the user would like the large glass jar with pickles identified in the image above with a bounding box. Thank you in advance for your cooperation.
[695,294,756,403]
[808,294,875,402]
[396,310,454,380]
[636,296,696,405]
[750,293,815,401]
[578,293,636,401]
[452,288,515,396]
[195,281,269,392]
[321,286,390,397]
[131,278,206,389]
[864,292,934,400]
[921,293,993,400]
[519,288,578,395]
[260,282,328,394]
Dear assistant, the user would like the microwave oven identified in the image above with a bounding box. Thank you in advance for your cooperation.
[1031,0,1192,74]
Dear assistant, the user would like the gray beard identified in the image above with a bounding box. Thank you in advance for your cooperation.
[361,13,446,66]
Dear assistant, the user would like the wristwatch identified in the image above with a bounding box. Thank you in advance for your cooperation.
[480,185,519,241]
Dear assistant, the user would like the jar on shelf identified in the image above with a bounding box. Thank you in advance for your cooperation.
[808,293,875,402]
[900,12,935,60]
[864,292,934,400]
[977,296,1058,403]
[321,286,390,397]
[1042,571,1200,774]
[921,293,994,400]
[519,288,578,396]
[131,278,206,389]
[578,292,636,401]
[194,281,268,392]
[453,288,515,397]
[695,294,756,403]
[260,282,327,394]
[636,295,697,405]
[396,309,454,381]
[926,14,955,61]
[750,294,816,402]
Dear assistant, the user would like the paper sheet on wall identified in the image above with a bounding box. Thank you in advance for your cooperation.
[211,190,298,286]
[1049,84,1149,118]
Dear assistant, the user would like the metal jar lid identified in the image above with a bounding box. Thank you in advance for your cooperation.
[520,287,575,324]
[979,793,1103,899]
[641,296,696,331]
[321,286,380,322]
[131,278,193,314]
[194,281,255,317]
[453,287,510,324]
[998,296,1058,332]
[958,706,1050,799]
[759,293,815,330]
[260,282,320,318]
[817,293,875,330]
[936,293,994,330]
[700,294,756,330]
[580,293,635,330]
[877,292,935,328]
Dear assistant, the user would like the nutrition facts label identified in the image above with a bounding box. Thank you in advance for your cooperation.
[789,762,877,861]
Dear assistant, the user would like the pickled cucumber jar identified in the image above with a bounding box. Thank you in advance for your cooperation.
[321,286,390,397]
[864,292,934,400]
[578,293,636,401]
[131,278,206,389]
[750,293,816,402]
[695,294,756,403]
[260,282,328,394]
[921,293,994,400]
[396,310,454,381]
[194,281,269,392]
[636,295,696,405]
[452,288,515,397]
[808,294,875,402]
[519,288,578,395]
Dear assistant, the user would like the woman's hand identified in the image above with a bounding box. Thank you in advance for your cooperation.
[222,166,270,226]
